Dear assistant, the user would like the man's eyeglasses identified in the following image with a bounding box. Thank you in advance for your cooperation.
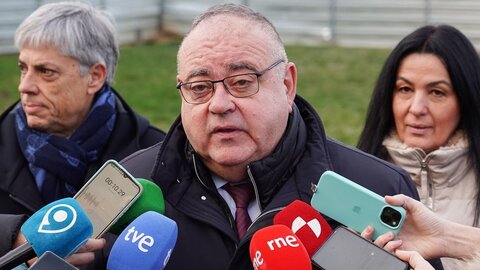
[176,59,285,104]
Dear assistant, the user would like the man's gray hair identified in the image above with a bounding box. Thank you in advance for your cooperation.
[191,4,281,43]
[181,3,287,63]
[15,1,119,84]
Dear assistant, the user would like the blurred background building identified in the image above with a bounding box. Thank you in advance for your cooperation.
[2,0,480,54]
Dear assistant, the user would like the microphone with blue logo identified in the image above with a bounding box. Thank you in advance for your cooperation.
[107,211,178,270]
[0,198,93,270]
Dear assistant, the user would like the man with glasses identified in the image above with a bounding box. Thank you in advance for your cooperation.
[120,3,431,270]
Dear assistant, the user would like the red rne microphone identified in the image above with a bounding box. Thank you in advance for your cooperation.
[273,200,333,256]
[249,225,311,270]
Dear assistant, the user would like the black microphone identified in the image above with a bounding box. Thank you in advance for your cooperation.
[29,251,77,270]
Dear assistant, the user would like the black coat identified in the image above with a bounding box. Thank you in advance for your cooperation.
[121,96,443,270]
[0,90,165,256]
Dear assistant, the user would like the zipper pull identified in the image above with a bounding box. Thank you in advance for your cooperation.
[311,182,318,193]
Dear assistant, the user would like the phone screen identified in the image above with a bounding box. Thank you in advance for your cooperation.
[312,226,408,270]
[74,160,142,238]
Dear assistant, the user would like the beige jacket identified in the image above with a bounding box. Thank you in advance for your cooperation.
[383,131,477,270]
[383,131,477,225]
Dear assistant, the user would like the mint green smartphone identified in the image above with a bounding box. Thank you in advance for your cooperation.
[310,170,405,240]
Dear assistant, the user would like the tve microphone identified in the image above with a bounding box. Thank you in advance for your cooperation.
[249,225,311,270]
[0,198,93,270]
[273,200,332,256]
[107,211,178,270]
[109,178,165,235]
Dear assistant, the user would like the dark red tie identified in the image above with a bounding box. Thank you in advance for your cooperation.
[223,182,255,239]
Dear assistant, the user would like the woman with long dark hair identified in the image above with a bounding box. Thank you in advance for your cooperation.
[358,25,480,269]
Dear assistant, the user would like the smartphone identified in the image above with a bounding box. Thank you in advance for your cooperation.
[310,170,405,239]
[312,226,409,270]
[74,160,143,238]
[29,251,77,270]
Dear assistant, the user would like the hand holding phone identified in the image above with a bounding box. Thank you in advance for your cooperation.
[310,170,405,239]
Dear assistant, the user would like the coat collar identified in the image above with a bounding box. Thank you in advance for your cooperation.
[151,95,333,241]
[383,130,471,187]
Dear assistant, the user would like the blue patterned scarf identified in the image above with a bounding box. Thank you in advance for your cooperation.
[15,85,117,203]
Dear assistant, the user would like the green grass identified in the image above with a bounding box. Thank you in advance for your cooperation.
[0,41,390,146]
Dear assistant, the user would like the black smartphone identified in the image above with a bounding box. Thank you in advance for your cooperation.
[312,226,409,270]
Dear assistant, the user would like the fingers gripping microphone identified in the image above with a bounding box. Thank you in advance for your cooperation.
[249,225,311,270]
[0,198,93,270]
[273,200,333,256]
[109,178,165,235]
[107,211,178,270]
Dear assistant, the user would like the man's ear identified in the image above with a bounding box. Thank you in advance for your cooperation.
[176,74,181,86]
[284,62,297,112]
[87,64,107,95]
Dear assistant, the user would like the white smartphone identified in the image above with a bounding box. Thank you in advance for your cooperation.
[74,160,143,238]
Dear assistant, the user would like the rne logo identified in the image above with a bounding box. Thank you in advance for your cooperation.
[252,250,263,270]
[267,235,300,250]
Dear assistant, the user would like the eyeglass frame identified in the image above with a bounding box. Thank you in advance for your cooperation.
[176,59,285,104]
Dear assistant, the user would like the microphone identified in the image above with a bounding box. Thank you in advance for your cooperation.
[29,251,77,270]
[109,178,165,235]
[273,200,332,256]
[249,224,311,270]
[106,211,178,270]
[0,198,93,270]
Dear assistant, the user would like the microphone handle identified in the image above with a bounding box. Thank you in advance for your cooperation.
[0,242,36,270]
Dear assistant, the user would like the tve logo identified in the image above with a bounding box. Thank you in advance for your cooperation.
[107,211,178,269]
[124,226,155,252]
[291,216,321,238]
[38,204,77,234]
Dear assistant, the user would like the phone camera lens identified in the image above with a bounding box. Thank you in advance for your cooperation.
[380,206,402,228]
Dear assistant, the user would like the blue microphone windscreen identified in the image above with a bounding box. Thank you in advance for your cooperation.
[107,211,178,270]
[21,198,93,258]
